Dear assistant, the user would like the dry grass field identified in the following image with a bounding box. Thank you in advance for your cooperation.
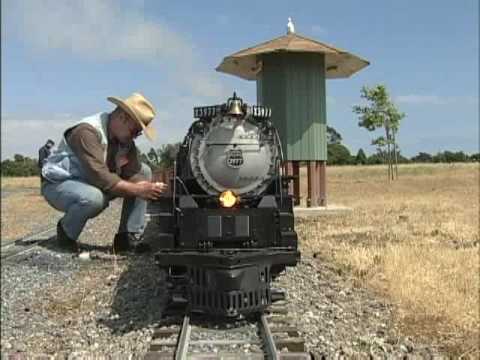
[296,163,479,356]
[1,177,61,241]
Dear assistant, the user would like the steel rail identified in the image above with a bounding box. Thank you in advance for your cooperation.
[1,226,56,249]
[1,226,57,260]
[260,313,280,360]
[146,310,311,359]
[174,315,191,360]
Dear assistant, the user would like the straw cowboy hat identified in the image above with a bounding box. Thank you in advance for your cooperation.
[107,92,157,141]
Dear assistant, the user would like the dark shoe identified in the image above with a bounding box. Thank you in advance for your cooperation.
[57,220,79,253]
[113,233,151,254]
[113,232,130,253]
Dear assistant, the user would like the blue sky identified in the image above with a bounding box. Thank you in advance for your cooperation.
[1,0,478,159]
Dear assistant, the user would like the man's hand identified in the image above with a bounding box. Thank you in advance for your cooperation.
[155,181,169,191]
[135,181,167,200]
[111,180,167,199]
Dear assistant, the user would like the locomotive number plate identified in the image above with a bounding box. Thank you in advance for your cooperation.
[226,149,244,168]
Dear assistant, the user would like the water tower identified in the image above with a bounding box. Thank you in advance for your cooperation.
[216,21,369,206]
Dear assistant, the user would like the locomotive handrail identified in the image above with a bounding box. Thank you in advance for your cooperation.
[175,176,190,195]
[273,127,285,207]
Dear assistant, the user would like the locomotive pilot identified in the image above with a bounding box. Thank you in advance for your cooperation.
[41,93,167,253]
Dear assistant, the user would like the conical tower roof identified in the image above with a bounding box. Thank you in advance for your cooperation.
[216,33,369,80]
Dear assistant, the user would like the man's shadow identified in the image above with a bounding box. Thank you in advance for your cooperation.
[101,229,182,333]
[34,235,171,332]
[98,254,171,334]
[18,230,172,333]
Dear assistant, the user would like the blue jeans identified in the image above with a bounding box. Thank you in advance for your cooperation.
[41,163,152,241]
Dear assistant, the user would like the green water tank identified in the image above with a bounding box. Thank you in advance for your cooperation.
[257,52,327,160]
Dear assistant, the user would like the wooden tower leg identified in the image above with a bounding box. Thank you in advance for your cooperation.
[319,161,327,206]
[283,161,294,197]
[307,161,317,207]
[307,161,327,207]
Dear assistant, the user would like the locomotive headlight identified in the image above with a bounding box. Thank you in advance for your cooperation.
[219,190,238,208]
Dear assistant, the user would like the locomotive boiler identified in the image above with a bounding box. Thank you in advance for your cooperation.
[152,93,299,317]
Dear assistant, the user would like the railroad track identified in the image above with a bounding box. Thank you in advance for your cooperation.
[1,226,57,260]
[145,301,312,360]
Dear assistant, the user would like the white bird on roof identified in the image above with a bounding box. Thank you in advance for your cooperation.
[287,17,295,34]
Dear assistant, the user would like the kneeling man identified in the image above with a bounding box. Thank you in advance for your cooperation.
[42,93,166,253]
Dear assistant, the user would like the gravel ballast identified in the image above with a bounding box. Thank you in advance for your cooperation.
[1,199,447,358]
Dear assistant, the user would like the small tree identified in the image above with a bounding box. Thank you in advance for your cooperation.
[387,104,404,177]
[353,85,405,181]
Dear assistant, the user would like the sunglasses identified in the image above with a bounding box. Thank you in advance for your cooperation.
[123,115,143,138]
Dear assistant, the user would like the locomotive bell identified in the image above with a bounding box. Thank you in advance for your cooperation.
[226,92,244,117]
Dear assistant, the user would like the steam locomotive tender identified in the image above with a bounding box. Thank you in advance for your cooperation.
[153,93,299,317]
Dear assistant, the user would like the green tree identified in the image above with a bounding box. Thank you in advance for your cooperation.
[147,147,160,167]
[137,143,181,171]
[158,143,181,169]
[353,85,405,180]
[327,126,342,145]
[355,148,367,165]
[14,154,25,163]
[1,155,40,176]
[395,151,410,164]
[432,151,468,163]
[327,143,352,165]
[411,152,433,163]
[367,151,384,165]
[444,151,467,163]
[432,152,446,163]
[470,153,480,162]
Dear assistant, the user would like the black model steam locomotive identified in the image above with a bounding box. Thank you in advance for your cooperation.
[152,93,299,317]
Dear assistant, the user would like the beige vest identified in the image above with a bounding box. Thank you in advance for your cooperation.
[42,112,110,182]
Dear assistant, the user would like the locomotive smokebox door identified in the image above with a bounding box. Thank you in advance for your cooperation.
[189,93,277,197]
